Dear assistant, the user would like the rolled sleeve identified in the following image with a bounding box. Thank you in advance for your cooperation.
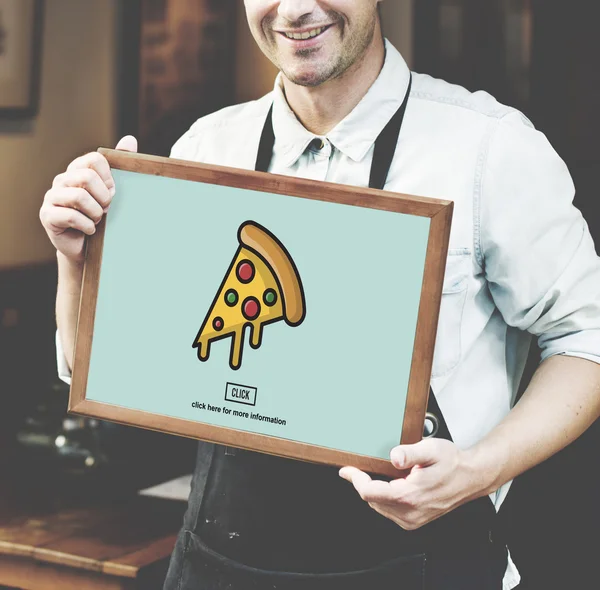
[481,111,600,364]
[56,330,72,385]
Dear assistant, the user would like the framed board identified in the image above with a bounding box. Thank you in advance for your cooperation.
[69,150,453,477]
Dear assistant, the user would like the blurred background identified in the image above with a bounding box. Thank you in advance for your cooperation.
[0,1,598,588]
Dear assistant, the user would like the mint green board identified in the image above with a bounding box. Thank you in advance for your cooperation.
[86,169,430,460]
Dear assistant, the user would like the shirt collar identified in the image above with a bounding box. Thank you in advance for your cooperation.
[271,40,411,168]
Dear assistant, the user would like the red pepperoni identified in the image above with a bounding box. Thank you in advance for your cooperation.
[242,297,260,320]
[237,261,255,283]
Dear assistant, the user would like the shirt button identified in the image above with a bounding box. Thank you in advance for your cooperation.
[310,138,325,150]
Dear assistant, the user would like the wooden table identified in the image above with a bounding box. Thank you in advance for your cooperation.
[0,485,185,589]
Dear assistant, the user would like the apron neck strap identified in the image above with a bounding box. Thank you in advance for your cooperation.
[255,75,413,191]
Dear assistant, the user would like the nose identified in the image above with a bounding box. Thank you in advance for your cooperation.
[277,0,319,22]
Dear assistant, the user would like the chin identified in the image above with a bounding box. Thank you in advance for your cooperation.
[281,61,336,87]
[285,72,326,87]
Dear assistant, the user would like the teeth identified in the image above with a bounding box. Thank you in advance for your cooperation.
[285,27,324,40]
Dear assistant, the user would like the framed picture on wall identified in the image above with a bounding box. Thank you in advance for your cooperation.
[69,150,453,478]
[0,0,43,117]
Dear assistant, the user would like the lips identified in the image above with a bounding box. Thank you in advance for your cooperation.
[275,24,334,45]
[281,25,331,40]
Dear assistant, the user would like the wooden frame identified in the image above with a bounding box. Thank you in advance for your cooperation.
[69,150,453,478]
[0,0,44,118]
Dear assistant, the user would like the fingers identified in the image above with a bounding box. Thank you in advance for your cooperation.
[368,501,425,531]
[61,135,138,206]
[67,151,113,193]
[390,439,445,470]
[339,467,421,529]
[39,136,139,261]
[339,467,428,531]
[339,467,402,504]
[42,206,97,236]
[339,466,373,489]
[115,135,138,152]
[43,159,111,243]
[46,187,104,224]
[54,167,112,210]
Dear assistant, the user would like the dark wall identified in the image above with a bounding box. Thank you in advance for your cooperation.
[0,264,58,450]
[529,0,600,246]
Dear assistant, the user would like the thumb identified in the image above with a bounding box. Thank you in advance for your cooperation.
[115,135,138,153]
[390,441,439,470]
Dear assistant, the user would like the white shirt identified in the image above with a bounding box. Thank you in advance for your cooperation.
[58,40,600,590]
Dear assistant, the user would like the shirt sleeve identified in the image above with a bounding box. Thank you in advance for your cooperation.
[480,111,600,364]
[56,330,72,385]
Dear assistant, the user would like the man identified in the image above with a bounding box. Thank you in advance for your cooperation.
[40,1,600,589]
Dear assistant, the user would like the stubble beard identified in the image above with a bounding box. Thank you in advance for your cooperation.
[273,14,378,88]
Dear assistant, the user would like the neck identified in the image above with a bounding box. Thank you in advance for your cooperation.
[281,34,386,136]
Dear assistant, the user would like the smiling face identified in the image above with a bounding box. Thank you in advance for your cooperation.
[244,0,382,87]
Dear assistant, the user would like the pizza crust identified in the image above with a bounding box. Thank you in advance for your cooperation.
[238,222,305,326]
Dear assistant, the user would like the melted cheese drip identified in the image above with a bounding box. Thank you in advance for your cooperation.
[196,247,284,369]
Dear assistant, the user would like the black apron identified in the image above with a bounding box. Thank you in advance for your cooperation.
[164,77,508,590]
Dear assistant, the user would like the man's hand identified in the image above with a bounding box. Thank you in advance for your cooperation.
[39,136,138,264]
[339,439,489,530]
[42,136,138,371]
[340,357,600,532]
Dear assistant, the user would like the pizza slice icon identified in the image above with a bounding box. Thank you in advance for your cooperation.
[193,221,306,370]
